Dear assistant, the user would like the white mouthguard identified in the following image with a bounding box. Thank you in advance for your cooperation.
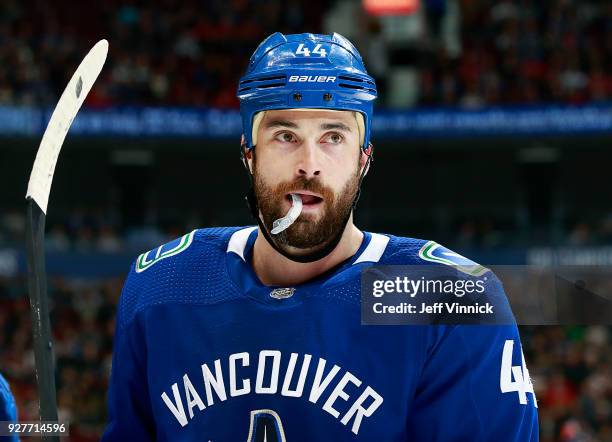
[271,193,303,234]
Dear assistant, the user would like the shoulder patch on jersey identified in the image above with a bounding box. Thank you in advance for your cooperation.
[418,241,489,277]
[135,229,196,273]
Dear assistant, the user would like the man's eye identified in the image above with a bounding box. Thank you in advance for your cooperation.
[324,133,344,144]
[275,132,295,143]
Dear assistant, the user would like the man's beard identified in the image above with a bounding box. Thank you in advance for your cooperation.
[253,163,361,252]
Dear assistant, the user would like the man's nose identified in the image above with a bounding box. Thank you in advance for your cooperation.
[296,141,321,178]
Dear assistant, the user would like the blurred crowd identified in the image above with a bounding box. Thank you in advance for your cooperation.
[0,207,201,254]
[450,216,612,250]
[0,275,610,441]
[0,277,121,441]
[523,326,612,441]
[2,208,612,253]
[0,0,323,108]
[417,0,612,107]
[0,0,610,108]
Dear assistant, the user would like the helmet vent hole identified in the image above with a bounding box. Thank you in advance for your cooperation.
[323,93,332,101]
[255,83,285,89]
[338,83,364,90]
[293,93,302,101]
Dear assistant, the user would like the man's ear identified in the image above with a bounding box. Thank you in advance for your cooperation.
[241,134,254,173]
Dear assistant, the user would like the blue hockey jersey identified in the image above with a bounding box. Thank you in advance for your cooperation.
[0,372,18,442]
[102,226,539,441]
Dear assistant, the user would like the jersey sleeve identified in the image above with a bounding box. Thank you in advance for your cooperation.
[406,275,539,441]
[0,373,18,442]
[102,262,155,441]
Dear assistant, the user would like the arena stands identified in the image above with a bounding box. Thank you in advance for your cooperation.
[0,0,609,107]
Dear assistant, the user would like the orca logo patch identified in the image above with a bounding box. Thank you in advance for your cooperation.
[135,230,196,273]
[418,241,489,277]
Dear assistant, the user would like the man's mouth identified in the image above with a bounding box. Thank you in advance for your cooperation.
[285,192,323,206]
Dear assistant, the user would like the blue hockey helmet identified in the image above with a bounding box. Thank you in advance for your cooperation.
[237,32,377,150]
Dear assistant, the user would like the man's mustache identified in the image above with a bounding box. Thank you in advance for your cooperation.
[272,177,334,201]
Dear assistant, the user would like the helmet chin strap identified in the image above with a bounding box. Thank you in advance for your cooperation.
[240,143,373,264]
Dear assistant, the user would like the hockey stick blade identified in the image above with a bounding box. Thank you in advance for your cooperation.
[26,39,108,214]
[24,39,108,441]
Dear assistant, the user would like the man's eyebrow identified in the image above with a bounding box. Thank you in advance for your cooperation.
[320,122,352,132]
[263,119,299,130]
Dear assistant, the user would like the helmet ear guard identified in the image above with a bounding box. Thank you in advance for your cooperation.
[239,134,252,174]
[362,141,374,174]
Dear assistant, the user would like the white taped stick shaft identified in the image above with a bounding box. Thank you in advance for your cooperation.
[271,193,303,234]
[26,39,109,214]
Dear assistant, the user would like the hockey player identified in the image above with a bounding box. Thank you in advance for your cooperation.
[102,33,538,441]
[1,372,18,442]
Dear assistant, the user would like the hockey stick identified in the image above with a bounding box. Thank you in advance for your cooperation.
[25,39,108,440]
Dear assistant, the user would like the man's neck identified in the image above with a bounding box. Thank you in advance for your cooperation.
[252,221,364,287]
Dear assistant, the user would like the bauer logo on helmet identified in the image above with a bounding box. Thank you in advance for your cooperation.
[288,75,336,83]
